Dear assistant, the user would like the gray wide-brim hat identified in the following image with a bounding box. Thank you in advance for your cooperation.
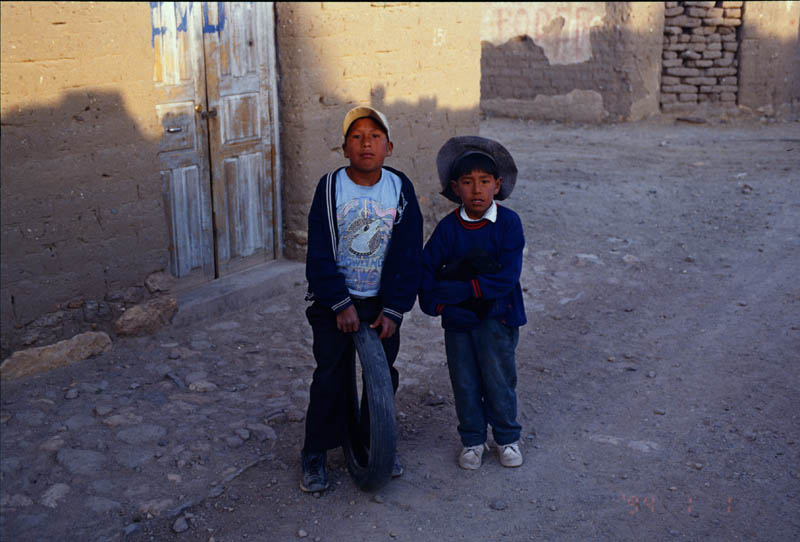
[436,136,518,203]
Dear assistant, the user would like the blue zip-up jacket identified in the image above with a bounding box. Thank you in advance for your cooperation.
[419,205,527,331]
[305,166,423,324]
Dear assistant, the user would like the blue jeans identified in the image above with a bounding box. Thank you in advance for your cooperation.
[444,318,521,447]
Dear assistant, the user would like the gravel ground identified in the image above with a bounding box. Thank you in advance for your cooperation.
[2,115,798,541]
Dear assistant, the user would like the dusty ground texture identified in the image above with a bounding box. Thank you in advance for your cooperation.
[1,117,798,541]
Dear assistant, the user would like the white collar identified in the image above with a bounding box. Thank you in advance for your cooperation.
[459,200,497,223]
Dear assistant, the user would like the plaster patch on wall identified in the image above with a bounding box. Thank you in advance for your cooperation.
[483,89,607,122]
[482,2,605,65]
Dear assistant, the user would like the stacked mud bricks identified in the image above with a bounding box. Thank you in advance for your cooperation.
[661,1,743,112]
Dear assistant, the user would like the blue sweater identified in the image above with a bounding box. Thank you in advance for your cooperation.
[419,205,527,330]
[305,166,423,324]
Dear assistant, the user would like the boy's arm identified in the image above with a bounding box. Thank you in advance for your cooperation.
[380,179,424,324]
[467,212,525,301]
[418,222,452,316]
[305,176,353,314]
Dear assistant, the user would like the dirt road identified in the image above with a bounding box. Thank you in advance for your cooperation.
[3,116,798,541]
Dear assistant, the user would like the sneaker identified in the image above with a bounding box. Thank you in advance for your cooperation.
[498,441,523,467]
[458,443,488,470]
[300,450,329,492]
[391,461,404,478]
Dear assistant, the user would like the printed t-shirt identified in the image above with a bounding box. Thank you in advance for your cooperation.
[335,168,401,297]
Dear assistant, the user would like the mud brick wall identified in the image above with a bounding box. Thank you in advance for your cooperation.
[1,4,168,356]
[480,2,665,122]
[738,1,800,116]
[276,3,483,259]
[660,1,743,113]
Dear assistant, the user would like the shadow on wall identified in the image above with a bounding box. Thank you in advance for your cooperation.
[481,2,800,122]
[481,3,659,123]
[0,89,168,358]
[279,86,484,260]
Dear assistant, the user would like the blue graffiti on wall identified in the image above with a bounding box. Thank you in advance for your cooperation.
[149,2,226,46]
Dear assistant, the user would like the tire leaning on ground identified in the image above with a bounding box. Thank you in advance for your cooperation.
[342,325,397,491]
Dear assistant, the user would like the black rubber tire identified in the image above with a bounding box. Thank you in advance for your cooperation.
[342,325,397,491]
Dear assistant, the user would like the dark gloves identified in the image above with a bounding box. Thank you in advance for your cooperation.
[432,280,472,305]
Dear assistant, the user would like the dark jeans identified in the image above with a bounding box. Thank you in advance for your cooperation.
[444,318,521,447]
[303,298,400,453]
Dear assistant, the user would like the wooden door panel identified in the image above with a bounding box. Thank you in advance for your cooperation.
[203,2,276,275]
[152,2,214,280]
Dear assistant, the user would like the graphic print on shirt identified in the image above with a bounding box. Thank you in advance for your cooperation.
[337,198,396,295]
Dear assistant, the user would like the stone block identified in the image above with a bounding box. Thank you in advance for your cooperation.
[721,31,736,40]
[679,33,692,43]
[723,8,741,18]
[684,1,715,7]
[662,58,684,67]
[690,34,708,42]
[720,92,737,101]
[688,42,707,52]
[705,7,723,18]
[679,93,699,102]
[661,102,699,113]
[685,77,717,85]
[663,51,678,60]
[664,25,683,35]
[707,42,722,50]
[704,17,724,26]
[703,50,723,59]
[661,75,681,85]
[114,295,178,337]
[723,41,738,52]
[721,1,743,7]
[665,1,679,7]
[662,84,698,93]
[660,93,678,104]
[666,15,702,28]
[686,7,707,17]
[720,18,741,27]
[666,67,702,77]
[714,56,735,67]
[706,33,722,42]
[666,43,690,52]
[721,76,738,85]
[681,49,702,60]
[1,331,112,380]
[699,85,714,93]
[713,85,739,93]
[665,6,684,17]
[686,60,715,68]
[698,94,710,102]
[705,67,737,76]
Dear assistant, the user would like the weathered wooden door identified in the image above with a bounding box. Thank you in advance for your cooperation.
[153,2,279,281]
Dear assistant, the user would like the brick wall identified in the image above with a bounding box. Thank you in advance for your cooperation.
[660,1,743,113]
[481,2,665,122]
[1,3,168,355]
[275,3,483,259]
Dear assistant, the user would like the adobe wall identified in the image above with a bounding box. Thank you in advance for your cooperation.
[275,3,483,260]
[481,2,666,122]
[739,1,800,116]
[0,4,168,355]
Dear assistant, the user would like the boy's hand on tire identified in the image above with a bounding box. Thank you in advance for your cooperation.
[336,305,359,333]
[370,310,396,339]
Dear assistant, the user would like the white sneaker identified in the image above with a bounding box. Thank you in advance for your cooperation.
[498,441,523,467]
[458,443,488,470]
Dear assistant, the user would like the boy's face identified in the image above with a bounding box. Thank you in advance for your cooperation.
[342,117,393,180]
[450,169,502,220]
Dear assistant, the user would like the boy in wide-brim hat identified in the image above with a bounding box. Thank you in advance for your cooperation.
[419,135,527,470]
